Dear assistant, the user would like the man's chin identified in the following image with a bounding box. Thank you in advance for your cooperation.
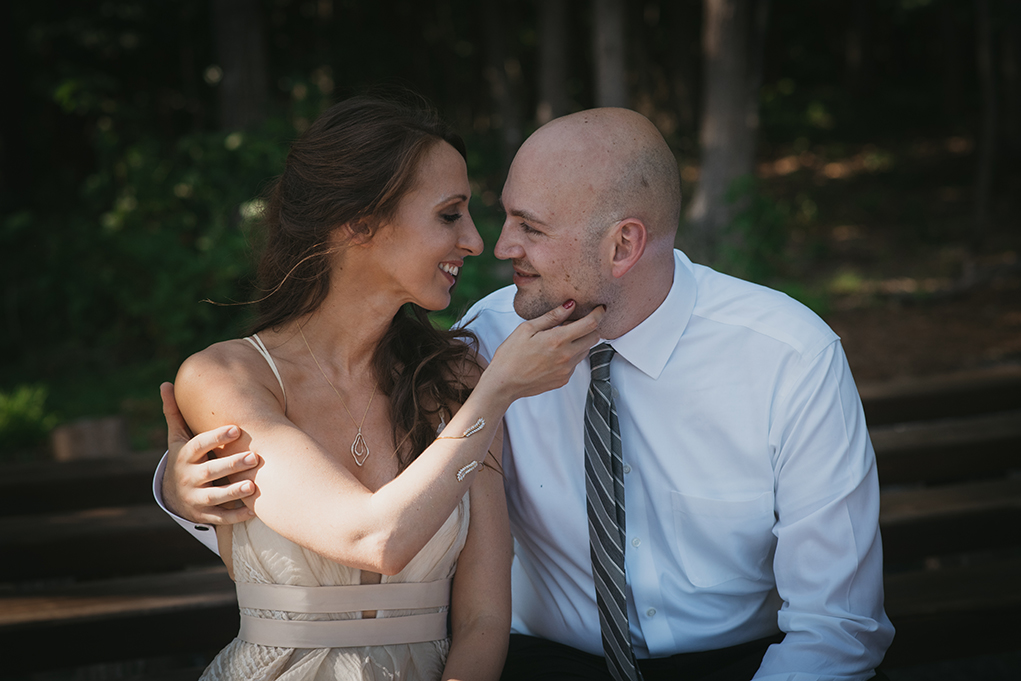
[512,291,555,321]
[513,292,598,322]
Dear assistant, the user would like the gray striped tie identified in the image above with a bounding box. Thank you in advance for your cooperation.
[584,343,642,681]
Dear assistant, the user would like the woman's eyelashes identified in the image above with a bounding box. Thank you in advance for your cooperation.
[440,211,462,224]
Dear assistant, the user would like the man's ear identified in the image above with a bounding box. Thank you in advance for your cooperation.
[609,218,647,279]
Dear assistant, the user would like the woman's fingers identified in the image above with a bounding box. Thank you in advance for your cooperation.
[489,304,607,400]
[562,305,604,342]
[534,304,604,355]
[525,299,577,332]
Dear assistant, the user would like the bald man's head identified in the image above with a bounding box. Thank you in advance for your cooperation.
[495,108,681,332]
[513,108,681,242]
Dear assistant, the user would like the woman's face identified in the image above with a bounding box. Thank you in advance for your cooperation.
[370,141,483,311]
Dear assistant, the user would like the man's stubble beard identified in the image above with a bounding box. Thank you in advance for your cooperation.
[512,283,606,323]
[510,246,609,322]
[512,288,558,321]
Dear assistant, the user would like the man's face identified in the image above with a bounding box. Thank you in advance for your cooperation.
[494,150,610,321]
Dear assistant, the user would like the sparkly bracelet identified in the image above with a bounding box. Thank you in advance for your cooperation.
[456,459,484,481]
[435,417,486,440]
[434,418,487,482]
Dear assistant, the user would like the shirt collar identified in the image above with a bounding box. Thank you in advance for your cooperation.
[605,250,696,380]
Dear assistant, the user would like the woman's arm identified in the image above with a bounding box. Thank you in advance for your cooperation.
[441,422,513,681]
[175,302,601,576]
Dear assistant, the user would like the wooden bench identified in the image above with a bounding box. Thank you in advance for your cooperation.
[2,366,1019,674]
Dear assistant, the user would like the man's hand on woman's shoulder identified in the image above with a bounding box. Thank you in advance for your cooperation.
[161,382,259,524]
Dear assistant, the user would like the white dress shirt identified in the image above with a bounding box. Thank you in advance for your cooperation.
[462,250,893,680]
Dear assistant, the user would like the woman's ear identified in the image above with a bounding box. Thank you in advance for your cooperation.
[344,220,375,245]
[610,218,648,279]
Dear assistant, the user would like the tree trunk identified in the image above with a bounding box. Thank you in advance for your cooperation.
[684,0,769,265]
[844,0,872,94]
[0,0,30,208]
[592,0,628,108]
[941,1,965,121]
[537,0,570,124]
[661,0,701,136]
[973,0,997,253]
[1002,3,1021,147]
[211,0,268,131]
[482,0,524,171]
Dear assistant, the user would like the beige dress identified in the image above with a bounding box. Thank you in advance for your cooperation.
[200,335,470,681]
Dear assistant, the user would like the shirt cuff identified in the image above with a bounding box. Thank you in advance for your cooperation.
[152,451,221,556]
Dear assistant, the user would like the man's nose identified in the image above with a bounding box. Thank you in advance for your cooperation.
[493,224,520,260]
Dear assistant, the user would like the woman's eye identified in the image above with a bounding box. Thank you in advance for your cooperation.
[441,212,461,224]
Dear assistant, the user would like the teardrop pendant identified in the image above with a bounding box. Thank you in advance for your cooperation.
[351,430,370,467]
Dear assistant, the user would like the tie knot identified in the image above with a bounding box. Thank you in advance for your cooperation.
[589,343,615,382]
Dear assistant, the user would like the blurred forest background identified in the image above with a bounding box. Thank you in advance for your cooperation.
[1,0,1019,459]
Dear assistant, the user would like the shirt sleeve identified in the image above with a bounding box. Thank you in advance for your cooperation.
[152,451,221,555]
[754,340,894,680]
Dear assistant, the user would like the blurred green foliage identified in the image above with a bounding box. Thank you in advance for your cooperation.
[3,122,288,367]
[718,176,792,285]
[0,385,59,460]
[2,0,1016,456]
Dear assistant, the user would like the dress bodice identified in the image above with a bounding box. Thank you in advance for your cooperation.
[198,334,471,680]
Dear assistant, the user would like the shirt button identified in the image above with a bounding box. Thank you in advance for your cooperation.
[623,464,631,474]
[631,537,641,548]
[646,608,657,617]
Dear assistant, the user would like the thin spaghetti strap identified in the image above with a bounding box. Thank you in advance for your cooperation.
[244,334,288,414]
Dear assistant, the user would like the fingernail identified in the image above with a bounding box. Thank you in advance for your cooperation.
[240,481,253,493]
[563,300,575,309]
[243,452,258,465]
[227,426,240,438]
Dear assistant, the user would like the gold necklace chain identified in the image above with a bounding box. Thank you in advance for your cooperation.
[299,326,376,467]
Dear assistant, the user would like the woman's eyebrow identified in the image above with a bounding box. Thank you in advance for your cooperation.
[437,193,469,205]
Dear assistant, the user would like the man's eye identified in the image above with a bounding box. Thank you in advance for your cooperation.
[522,223,542,235]
[441,212,461,223]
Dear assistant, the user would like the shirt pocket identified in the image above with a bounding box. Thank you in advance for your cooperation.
[670,490,775,589]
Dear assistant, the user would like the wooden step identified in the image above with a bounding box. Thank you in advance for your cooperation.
[0,567,237,673]
[859,366,1021,426]
[0,452,164,515]
[879,478,1021,565]
[0,504,220,582]
[871,409,1021,486]
[882,557,1021,666]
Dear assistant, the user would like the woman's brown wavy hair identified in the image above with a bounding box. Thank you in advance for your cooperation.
[250,94,479,471]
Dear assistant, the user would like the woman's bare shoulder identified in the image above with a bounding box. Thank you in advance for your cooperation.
[175,338,283,420]
[176,339,262,386]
